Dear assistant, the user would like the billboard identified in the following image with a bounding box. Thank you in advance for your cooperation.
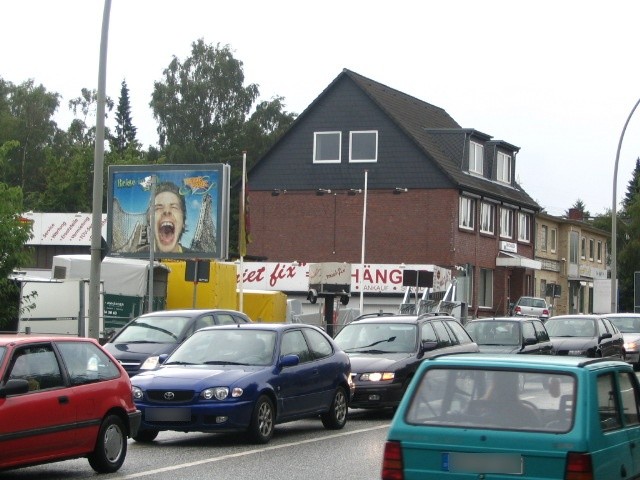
[107,164,230,260]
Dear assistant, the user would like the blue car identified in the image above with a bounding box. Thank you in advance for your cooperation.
[383,353,640,479]
[131,323,353,444]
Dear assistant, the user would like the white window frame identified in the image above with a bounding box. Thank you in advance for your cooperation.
[313,131,341,163]
[478,268,493,308]
[349,130,378,163]
[469,141,484,175]
[497,152,511,183]
[459,196,476,230]
[500,207,513,239]
[480,202,495,234]
[518,212,531,242]
[550,228,557,253]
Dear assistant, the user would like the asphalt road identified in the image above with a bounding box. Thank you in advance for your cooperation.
[2,409,393,480]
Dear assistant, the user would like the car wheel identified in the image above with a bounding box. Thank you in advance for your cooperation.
[321,386,348,430]
[248,395,274,444]
[87,414,127,473]
[133,428,159,443]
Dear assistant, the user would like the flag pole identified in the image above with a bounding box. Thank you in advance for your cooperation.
[359,170,368,314]
[239,151,247,313]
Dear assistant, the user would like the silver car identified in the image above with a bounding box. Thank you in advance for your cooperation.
[603,313,640,370]
[512,296,550,320]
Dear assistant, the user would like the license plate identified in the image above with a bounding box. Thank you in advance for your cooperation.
[443,452,523,474]
[145,407,191,422]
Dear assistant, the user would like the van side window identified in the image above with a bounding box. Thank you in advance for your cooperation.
[597,373,622,431]
[619,372,640,426]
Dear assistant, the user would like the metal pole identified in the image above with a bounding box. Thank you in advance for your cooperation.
[148,176,156,313]
[611,97,640,313]
[239,152,247,312]
[359,170,368,314]
[88,0,111,340]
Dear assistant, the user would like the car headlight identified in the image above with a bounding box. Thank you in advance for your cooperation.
[132,386,143,400]
[624,341,638,351]
[201,387,244,400]
[360,372,395,382]
[139,356,160,370]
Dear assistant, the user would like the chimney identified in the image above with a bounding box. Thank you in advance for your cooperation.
[568,208,583,221]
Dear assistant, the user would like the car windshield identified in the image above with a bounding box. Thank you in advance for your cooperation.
[166,329,277,366]
[466,321,520,346]
[334,323,417,353]
[0,346,5,364]
[545,318,595,337]
[115,315,192,343]
[406,367,575,433]
[608,317,640,333]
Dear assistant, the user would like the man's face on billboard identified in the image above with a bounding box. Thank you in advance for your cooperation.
[153,190,184,252]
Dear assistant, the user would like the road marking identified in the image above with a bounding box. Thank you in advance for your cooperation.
[122,424,390,478]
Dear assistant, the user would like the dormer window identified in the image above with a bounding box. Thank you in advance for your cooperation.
[497,152,511,183]
[469,141,483,175]
[313,132,341,163]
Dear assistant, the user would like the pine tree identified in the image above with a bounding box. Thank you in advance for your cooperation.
[622,157,640,211]
[112,79,138,152]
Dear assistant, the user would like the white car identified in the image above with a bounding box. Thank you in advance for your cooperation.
[512,296,550,320]
[603,313,640,370]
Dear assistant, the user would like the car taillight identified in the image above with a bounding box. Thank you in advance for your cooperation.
[381,441,403,480]
[514,306,522,314]
[542,309,549,316]
[565,452,593,480]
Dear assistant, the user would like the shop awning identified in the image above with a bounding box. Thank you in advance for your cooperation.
[496,252,542,270]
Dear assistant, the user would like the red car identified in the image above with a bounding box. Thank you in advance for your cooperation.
[0,335,141,473]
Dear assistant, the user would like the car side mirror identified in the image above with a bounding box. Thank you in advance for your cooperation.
[420,341,438,353]
[279,354,300,368]
[600,332,612,341]
[158,353,170,365]
[524,337,537,346]
[0,379,30,398]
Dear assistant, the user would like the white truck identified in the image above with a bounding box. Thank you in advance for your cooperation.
[17,277,104,337]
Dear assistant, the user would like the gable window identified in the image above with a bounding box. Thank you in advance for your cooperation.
[518,212,531,242]
[459,196,476,230]
[497,152,511,183]
[541,225,548,252]
[349,131,377,162]
[469,141,483,175]
[480,202,495,234]
[500,207,513,239]
[313,132,341,163]
[550,228,557,253]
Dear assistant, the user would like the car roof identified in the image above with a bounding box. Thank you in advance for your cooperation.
[468,317,539,323]
[347,314,457,325]
[423,352,630,371]
[136,309,248,318]
[0,335,97,347]
[546,315,600,321]
[602,313,640,318]
[196,323,321,333]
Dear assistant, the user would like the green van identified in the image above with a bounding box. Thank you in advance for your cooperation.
[383,353,640,479]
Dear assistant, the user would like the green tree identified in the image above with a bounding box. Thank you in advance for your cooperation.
[0,78,60,198]
[111,79,138,153]
[150,39,259,163]
[623,157,640,211]
[0,144,33,327]
[565,199,590,220]
[68,87,114,147]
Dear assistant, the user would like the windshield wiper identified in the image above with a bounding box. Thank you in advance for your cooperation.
[204,360,248,365]
[163,361,196,366]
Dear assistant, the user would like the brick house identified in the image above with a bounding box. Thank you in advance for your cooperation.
[246,69,541,317]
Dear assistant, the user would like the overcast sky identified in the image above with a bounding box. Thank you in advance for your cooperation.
[3,0,640,217]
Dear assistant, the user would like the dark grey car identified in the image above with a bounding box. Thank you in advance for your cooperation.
[103,309,252,376]
[465,317,553,355]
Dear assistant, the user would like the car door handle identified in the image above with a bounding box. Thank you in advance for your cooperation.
[311,369,319,376]
[58,396,69,404]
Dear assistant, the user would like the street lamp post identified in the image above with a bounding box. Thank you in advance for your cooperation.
[611,96,640,313]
